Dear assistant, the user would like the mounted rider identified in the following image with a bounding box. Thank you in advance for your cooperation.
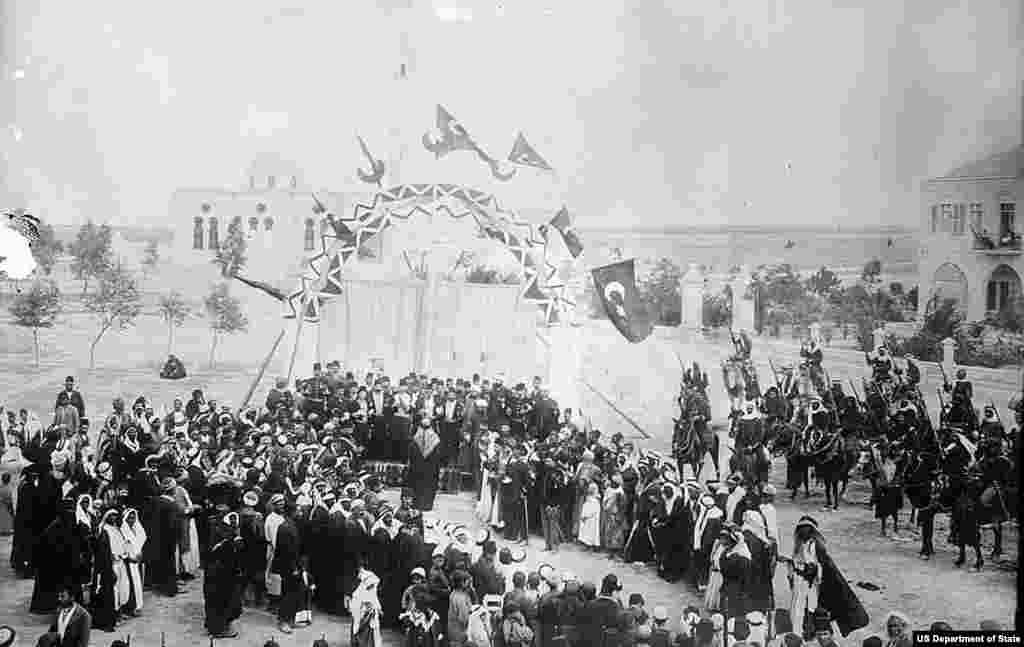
[761,385,790,429]
[736,402,771,469]
[979,406,1005,443]
[866,346,894,385]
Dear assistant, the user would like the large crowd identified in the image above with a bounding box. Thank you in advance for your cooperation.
[0,353,1016,647]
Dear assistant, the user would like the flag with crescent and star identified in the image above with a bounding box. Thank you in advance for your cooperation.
[422,105,475,158]
[591,259,654,343]
[507,132,553,171]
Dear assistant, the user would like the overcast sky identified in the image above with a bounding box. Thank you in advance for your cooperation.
[0,0,1021,230]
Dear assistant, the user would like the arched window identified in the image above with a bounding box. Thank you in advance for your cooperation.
[248,217,259,232]
[987,264,1021,312]
[304,218,316,251]
[208,217,219,249]
[193,217,204,250]
[263,217,274,232]
[230,216,242,233]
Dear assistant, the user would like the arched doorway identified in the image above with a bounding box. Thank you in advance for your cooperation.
[930,262,968,312]
[986,264,1021,312]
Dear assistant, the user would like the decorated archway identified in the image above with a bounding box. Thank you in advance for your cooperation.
[284,183,572,324]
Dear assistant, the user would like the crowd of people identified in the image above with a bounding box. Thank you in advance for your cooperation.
[0,353,1015,647]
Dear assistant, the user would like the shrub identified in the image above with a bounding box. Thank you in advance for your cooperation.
[703,292,732,328]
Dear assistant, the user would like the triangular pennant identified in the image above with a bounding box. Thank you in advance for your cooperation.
[507,132,553,171]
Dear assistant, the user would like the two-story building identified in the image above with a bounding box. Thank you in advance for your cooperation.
[918,145,1022,321]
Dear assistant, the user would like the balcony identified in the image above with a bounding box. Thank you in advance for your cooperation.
[971,231,1022,255]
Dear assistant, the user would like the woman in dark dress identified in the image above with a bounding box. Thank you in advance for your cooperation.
[90,509,122,632]
[10,465,40,576]
[623,483,659,564]
[30,498,89,614]
[204,511,244,638]
[408,418,442,511]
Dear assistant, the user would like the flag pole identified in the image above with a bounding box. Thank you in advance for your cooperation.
[240,328,287,410]
[286,301,307,385]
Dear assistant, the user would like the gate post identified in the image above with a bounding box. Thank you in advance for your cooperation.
[680,263,705,335]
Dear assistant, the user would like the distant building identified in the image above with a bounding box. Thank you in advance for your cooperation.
[918,146,1023,321]
[168,154,380,289]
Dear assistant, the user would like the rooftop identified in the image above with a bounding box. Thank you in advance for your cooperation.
[933,145,1024,181]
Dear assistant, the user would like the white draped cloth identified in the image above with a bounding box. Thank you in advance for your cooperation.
[264,511,284,596]
[788,539,822,631]
[121,509,147,611]
[175,488,201,575]
[349,569,383,647]
[101,516,131,611]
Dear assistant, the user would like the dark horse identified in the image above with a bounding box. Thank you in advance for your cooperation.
[728,441,772,488]
[808,431,856,510]
[673,389,717,480]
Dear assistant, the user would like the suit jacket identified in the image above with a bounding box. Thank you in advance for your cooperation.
[48,604,91,647]
[56,391,86,420]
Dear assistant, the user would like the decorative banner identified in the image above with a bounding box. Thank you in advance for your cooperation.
[422,105,475,158]
[355,135,386,186]
[285,183,571,323]
[546,206,582,258]
[591,259,654,343]
[507,132,553,171]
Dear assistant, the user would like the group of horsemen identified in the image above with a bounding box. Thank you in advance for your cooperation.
[672,331,1020,571]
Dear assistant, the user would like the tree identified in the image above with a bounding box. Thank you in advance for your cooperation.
[29,223,64,276]
[465,265,520,285]
[9,280,62,366]
[158,291,191,355]
[212,219,286,302]
[753,263,805,309]
[83,263,142,369]
[640,257,683,326]
[204,283,249,368]
[68,221,113,294]
[805,266,841,298]
[141,240,160,278]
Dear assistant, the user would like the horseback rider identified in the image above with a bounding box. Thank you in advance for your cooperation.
[976,438,1012,558]
[945,368,974,401]
[867,346,894,384]
[730,329,753,363]
[978,406,1005,443]
[736,403,769,458]
[895,353,921,388]
[761,386,790,429]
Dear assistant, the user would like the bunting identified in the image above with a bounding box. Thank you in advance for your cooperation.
[546,206,583,258]
[507,132,553,171]
[285,184,567,322]
[421,105,517,182]
[355,135,386,186]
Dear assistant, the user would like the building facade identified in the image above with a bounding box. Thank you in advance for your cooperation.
[168,154,383,291]
[918,146,1023,321]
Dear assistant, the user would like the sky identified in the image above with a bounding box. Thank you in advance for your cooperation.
[0,0,1021,231]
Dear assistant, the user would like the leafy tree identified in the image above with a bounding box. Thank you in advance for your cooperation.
[141,240,160,278]
[68,221,113,294]
[29,222,64,276]
[212,219,286,302]
[158,291,191,355]
[753,263,805,309]
[83,263,142,369]
[640,257,682,326]
[988,296,1024,333]
[204,283,249,368]
[804,266,841,297]
[9,279,62,366]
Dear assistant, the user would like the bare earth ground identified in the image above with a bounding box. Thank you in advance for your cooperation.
[0,316,1018,645]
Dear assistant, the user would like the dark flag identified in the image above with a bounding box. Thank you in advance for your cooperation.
[591,259,654,343]
[507,132,553,171]
[422,105,475,158]
[548,207,583,258]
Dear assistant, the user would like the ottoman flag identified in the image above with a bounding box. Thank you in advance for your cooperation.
[591,259,654,343]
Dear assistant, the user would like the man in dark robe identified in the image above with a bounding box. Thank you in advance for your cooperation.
[238,491,267,607]
[271,504,302,634]
[408,417,442,511]
[503,445,532,543]
[56,376,86,420]
[580,574,628,647]
[30,499,89,614]
[11,463,43,576]
[147,477,183,597]
[652,484,691,583]
[204,510,244,638]
[741,511,774,615]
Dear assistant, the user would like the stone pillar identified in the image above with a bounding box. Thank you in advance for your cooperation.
[418,271,440,374]
[941,337,957,378]
[680,263,706,333]
[729,265,756,333]
[546,323,582,415]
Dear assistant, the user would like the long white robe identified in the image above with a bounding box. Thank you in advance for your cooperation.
[264,511,284,596]
[175,488,201,574]
[788,539,822,631]
[103,523,131,610]
[121,512,147,611]
[349,569,383,647]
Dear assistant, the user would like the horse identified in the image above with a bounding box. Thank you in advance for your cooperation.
[807,430,853,510]
[728,443,771,488]
[673,415,706,482]
[721,360,747,413]
[901,450,940,526]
